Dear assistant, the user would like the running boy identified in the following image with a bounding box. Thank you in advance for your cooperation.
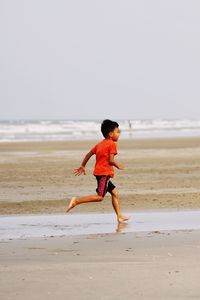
[66,119,129,223]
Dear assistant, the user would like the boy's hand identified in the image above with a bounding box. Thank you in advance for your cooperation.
[74,166,86,176]
[118,163,124,170]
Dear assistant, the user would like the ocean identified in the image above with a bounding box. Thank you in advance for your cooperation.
[0,119,200,142]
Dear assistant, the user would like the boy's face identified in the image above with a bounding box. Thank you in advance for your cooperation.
[109,127,120,142]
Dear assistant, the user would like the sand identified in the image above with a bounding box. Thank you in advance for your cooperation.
[1,137,200,299]
[1,137,200,214]
[1,230,200,299]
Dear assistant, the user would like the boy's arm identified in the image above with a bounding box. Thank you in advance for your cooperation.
[74,150,94,176]
[109,154,124,170]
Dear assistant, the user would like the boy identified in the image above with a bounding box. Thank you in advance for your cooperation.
[66,119,129,223]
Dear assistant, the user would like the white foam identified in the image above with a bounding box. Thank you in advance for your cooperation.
[1,119,200,142]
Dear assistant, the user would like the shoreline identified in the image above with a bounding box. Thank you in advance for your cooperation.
[1,134,200,146]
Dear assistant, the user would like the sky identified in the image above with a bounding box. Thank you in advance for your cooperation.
[1,0,200,120]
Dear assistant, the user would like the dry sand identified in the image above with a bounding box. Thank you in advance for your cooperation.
[1,138,200,299]
[1,137,200,214]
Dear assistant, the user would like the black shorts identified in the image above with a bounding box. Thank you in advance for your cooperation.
[95,175,116,197]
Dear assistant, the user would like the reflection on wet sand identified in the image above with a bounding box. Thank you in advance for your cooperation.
[116,222,129,233]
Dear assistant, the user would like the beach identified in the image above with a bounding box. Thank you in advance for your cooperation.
[1,137,200,214]
[1,137,200,299]
[1,230,200,299]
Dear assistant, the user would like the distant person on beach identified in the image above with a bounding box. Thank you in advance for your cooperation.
[66,119,129,223]
[128,120,132,130]
[128,120,133,137]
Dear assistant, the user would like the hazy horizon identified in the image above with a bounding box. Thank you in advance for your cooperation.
[1,1,200,120]
[1,117,200,121]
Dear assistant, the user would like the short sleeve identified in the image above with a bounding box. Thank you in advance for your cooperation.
[109,142,117,155]
[91,144,97,154]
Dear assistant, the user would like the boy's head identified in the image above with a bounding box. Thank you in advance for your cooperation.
[101,119,120,141]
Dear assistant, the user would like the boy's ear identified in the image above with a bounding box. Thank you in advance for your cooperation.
[108,131,113,138]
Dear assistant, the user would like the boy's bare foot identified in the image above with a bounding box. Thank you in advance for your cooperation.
[117,215,129,223]
[66,197,77,213]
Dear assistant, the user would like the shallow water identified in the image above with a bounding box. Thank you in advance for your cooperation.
[1,210,200,240]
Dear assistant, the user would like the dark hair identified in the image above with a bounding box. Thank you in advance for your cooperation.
[101,119,119,138]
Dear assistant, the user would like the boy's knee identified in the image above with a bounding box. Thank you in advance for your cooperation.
[111,188,118,197]
[97,195,104,201]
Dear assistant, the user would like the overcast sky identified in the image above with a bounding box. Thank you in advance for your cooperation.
[1,0,200,120]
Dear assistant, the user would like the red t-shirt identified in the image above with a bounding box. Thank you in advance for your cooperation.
[91,139,117,177]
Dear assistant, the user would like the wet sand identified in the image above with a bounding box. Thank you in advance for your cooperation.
[1,210,200,240]
[1,138,200,299]
[0,229,200,299]
[1,137,200,214]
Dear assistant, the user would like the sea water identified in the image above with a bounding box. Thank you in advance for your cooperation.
[1,119,200,142]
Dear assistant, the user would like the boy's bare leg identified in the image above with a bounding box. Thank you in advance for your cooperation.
[66,194,103,213]
[111,188,129,223]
